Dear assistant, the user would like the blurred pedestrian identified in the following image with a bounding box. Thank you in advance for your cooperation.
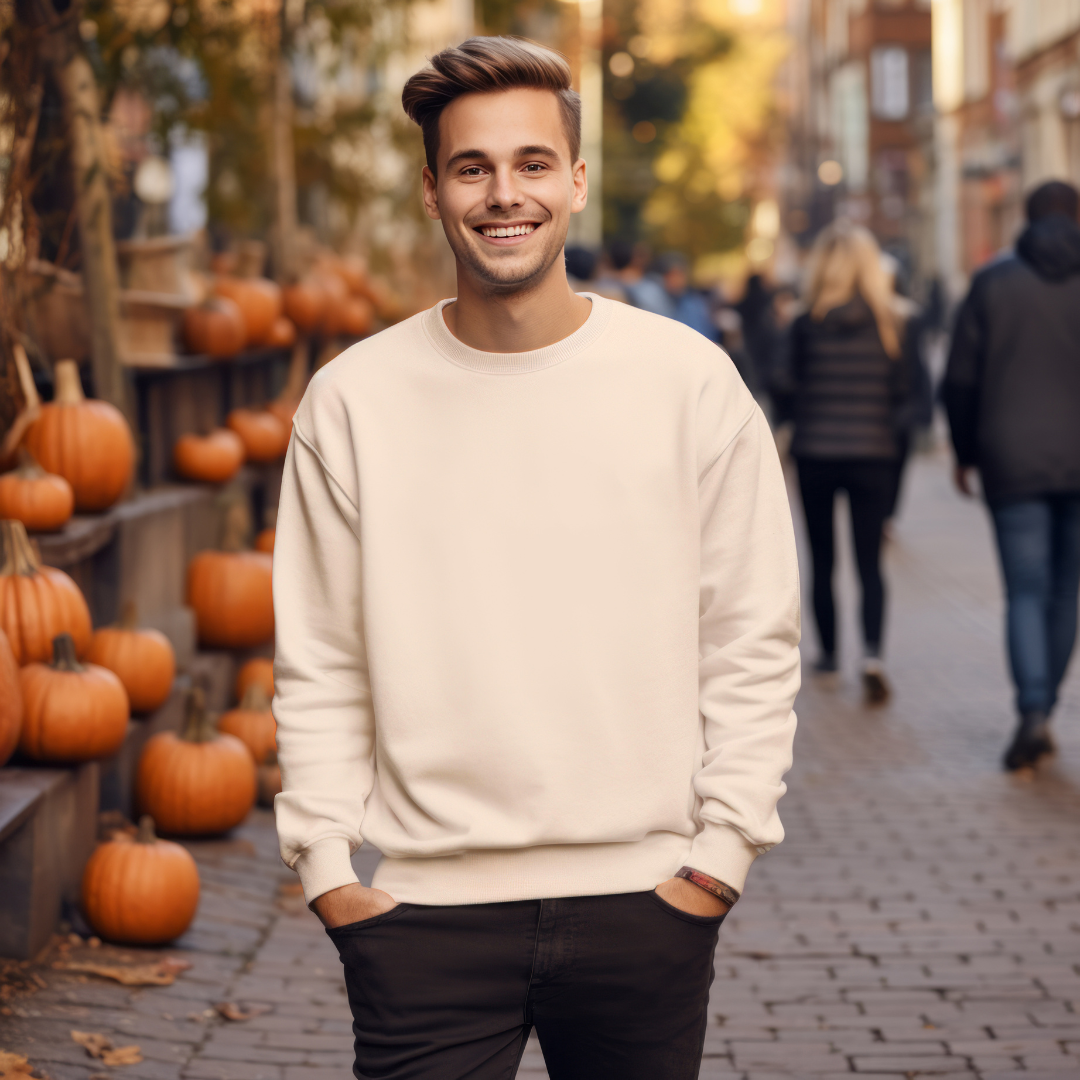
[788,221,928,704]
[610,239,675,316]
[735,274,780,394]
[943,180,1080,772]
[660,253,720,342]
[567,244,627,302]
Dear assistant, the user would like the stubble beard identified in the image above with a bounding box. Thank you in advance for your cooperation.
[448,218,565,296]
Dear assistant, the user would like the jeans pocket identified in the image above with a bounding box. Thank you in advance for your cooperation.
[648,890,727,927]
[325,903,411,941]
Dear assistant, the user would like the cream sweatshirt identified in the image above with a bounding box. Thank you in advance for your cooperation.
[272,294,800,907]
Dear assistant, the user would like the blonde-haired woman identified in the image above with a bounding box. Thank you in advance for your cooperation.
[787,221,928,704]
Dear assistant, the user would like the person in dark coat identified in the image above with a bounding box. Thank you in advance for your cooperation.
[944,180,1080,772]
[788,221,929,704]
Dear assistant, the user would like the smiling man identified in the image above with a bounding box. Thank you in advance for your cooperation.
[272,36,800,1080]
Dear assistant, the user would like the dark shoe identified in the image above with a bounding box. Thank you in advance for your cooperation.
[862,659,891,705]
[1003,711,1055,772]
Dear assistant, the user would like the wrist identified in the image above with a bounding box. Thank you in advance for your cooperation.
[675,866,740,908]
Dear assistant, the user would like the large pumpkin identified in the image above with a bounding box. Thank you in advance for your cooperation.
[86,604,176,714]
[226,408,289,463]
[173,428,245,483]
[19,633,129,761]
[236,655,274,700]
[187,549,274,648]
[266,316,297,349]
[214,278,283,347]
[184,297,246,359]
[23,361,135,512]
[218,684,276,764]
[136,689,256,835]
[283,278,329,332]
[340,296,375,339]
[82,815,200,945]
[0,451,74,532]
[0,627,22,767]
[0,519,92,664]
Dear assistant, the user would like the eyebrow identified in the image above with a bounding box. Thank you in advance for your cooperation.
[444,145,563,169]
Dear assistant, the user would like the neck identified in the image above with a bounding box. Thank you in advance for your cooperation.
[443,258,592,353]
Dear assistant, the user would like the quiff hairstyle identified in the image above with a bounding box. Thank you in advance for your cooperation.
[401,37,582,175]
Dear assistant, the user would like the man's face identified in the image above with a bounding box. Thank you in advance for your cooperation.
[422,88,587,293]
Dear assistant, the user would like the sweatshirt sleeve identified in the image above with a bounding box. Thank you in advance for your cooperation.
[272,423,375,905]
[688,405,801,894]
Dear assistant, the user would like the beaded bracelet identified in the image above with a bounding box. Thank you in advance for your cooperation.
[675,866,740,908]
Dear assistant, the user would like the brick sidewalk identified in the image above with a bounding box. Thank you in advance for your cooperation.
[3,450,1080,1079]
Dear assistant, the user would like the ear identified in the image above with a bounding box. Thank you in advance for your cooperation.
[422,166,441,221]
[570,158,588,215]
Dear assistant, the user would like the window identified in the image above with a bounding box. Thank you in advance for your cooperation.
[871,46,909,121]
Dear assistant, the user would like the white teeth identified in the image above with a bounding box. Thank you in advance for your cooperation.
[480,224,537,237]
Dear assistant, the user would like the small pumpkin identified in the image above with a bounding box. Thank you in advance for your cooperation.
[335,254,369,296]
[236,655,274,701]
[257,749,282,807]
[187,549,274,648]
[184,297,246,358]
[173,428,245,483]
[23,361,135,512]
[340,295,375,338]
[19,632,129,761]
[218,683,276,764]
[82,815,200,945]
[136,688,256,835]
[253,528,275,554]
[0,519,92,664]
[0,627,22,767]
[266,316,297,349]
[283,278,329,332]
[86,603,176,714]
[0,450,74,532]
[213,277,283,346]
[226,408,289,463]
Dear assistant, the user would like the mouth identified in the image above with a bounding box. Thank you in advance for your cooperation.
[473,222,540,244]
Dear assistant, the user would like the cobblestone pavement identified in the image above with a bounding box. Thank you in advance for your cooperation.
[3,449,1080,1079]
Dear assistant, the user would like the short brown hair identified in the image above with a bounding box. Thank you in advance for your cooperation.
[401,37,582,175]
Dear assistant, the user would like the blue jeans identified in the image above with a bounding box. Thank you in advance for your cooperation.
[990,495,1080,714]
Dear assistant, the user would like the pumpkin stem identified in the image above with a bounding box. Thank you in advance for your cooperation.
[119,600,138,630]
[241,683,272,711]
[53,360,86,406]
[182,686,217,743]
[51,632,85,672]
[0,519,41,577]
[136,815,157,844]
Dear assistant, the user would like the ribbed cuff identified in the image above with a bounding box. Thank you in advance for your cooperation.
[687,823,764,895]
[292,837,360,906]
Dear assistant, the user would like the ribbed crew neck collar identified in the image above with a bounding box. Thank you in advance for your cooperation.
[423,293,611,374]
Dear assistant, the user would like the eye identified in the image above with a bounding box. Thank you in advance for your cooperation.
[460,166,485,176]
[523,163,546,173]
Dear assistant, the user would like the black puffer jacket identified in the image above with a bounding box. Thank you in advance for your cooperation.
[785,295,928,461]
[944,215,1080,502]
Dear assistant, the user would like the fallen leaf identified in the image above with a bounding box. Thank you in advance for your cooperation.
[70,1033,142,1066]
[55,959,191,986]
[213,1002,273,1022]
[0,1051,35,1077]
[71,1033,110,1055]
[100,1047,142,1066]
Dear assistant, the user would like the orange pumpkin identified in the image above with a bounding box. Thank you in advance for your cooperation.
[184,297,246,358]
[213,277,283,347]
[340,296,375,338]
[23,361,134,512]
[82,815,200,945]
[257,749,282,807]
[253,528,275,554]
[19,632,129,761]
[283,278,329,332]
[86,603,176,714]
[266,316,297,348]
[236,655,274,701]
[136,689,256,835]
[173,428,245,483]
[0,627,22,767]
[187,549,274,648]
[226,408,289,463]
[0,451,74,532]
[218,684,276,763]
[267,399,299,428]
[336,254,369,296]
[0,519,92,664]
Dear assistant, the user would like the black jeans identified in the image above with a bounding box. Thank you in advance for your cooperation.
[796,457,896,657]
[326,890,723,1079]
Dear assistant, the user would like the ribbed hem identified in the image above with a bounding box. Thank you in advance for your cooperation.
[371,832,693,906]
[686,823,764,895]
[292,836,360,906]
[422,293,613,374]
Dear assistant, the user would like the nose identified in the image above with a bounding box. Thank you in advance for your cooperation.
[486,164,525,211]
